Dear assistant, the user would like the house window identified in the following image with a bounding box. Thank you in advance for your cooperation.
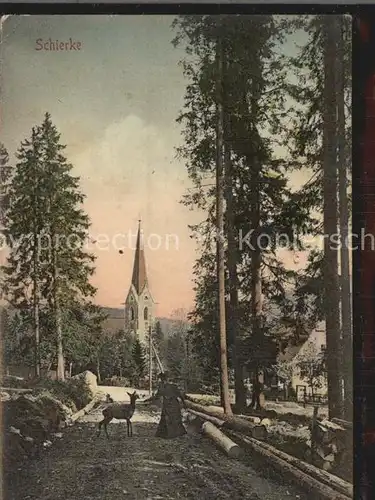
[129,307,135,321]
[321,344,326,352]
[144,307,148,320]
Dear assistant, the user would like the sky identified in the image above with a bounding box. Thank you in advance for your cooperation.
[1,15,316,317]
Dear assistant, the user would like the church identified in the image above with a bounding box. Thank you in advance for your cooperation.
[124,221,155,343]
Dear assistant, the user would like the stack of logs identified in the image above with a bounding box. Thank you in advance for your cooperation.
[184,401,352,500]
[184,400,268,440]
[306,416,352,472]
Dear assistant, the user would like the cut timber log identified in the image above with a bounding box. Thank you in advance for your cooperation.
[185,400,267,440]
[70,397,99,423]
[230,432,353,497]
[242,415,262,424]
[187,409,225,427]
[310,418,350,469]
[202,421,242,459]
[227,430,351,500]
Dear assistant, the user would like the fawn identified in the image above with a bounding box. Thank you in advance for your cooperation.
[97,391,139,439]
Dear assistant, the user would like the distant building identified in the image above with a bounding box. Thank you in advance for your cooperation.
[124,221,155,343]
[277,321,327,399]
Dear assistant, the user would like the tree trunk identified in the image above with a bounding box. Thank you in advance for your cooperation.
[216,34,232,416]
[224,144,246,411]
[53,242,64,381]
[56,296,64,381]
[250,157,263,405]
[323,16,343,419]
[32,183,40,378]
[33,234,40,379]
[96,355,101,383]
[336,16,352,421]
[221,39,246,412]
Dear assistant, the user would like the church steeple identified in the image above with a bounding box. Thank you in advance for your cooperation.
[131,220,147,294]
[124,220,154,343]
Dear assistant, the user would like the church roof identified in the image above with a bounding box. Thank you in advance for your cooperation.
[131,221,148,294]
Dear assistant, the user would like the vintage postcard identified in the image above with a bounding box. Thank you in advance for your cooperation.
[0,14,352,500]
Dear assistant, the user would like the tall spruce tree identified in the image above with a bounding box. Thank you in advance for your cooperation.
[3,113,100,380]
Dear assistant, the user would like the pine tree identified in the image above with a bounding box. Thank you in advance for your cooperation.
[3,113,99,380]
[2,128,45,376]
[132,338,147,384]
[153,321,165,361]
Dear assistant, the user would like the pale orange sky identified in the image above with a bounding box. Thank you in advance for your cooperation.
[2,15,321,317]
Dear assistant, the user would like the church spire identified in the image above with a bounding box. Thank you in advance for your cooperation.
[131,220,147,294]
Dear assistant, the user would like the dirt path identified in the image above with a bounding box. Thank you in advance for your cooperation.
[4,389,309,500]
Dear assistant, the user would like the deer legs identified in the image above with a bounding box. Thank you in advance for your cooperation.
[126,419,132,437]
[97,417,133,438]
[97,416,112,439]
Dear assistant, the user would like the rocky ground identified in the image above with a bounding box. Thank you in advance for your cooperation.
[4,387,310,500]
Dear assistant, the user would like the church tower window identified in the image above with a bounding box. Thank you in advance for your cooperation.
[130,307,135,321]
[144,307,148,320]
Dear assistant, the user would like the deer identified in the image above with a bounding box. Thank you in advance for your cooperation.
[97,391,139,439]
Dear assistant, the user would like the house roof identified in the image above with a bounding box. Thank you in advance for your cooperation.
[278,344,303,363]
[277,321,326,364]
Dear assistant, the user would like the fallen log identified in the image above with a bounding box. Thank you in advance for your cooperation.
[0,387,33,393]
[227,430,352,498]
[70,396,100,423]
[187,409,225,427]
[226,430,351,500]
[202,421,242,459]
[184,400,267,440]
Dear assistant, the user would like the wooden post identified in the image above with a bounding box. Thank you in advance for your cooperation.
[149,325,152,396]
[152,342,163,373]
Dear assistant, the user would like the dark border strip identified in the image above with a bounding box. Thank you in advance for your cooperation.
[0,4,369,15]
[353,14,375,500]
